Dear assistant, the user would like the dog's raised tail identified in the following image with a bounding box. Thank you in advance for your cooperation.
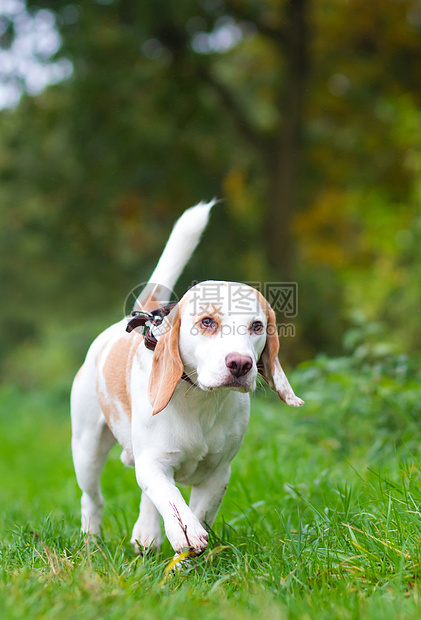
[135,200,216,311]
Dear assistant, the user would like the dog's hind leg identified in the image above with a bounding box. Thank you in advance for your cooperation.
[72,418,116,535]
[71,368,116,535]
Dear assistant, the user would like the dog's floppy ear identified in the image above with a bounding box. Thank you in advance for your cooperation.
[257,300,304,407]
[148,306,184,415]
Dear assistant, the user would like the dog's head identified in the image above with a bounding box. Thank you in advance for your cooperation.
[148,281,304,415]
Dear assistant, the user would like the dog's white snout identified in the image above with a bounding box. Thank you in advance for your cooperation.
[225,353,253,378]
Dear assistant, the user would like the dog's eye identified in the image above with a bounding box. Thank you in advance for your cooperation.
[201,317,215,329]
[251,321,264,334]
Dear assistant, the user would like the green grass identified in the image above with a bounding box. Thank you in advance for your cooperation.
[1,353,421,619]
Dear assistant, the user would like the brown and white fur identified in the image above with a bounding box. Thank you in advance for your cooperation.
[71,201,303,556]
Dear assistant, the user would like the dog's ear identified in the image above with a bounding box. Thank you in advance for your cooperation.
[148,307,184,415]
[257,302,304,407]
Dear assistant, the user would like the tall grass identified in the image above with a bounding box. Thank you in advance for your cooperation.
[1,352,421,619]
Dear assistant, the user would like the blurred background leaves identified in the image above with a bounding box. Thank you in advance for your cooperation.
[1,0,421,387]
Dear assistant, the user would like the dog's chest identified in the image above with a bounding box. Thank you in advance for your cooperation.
[174,451,221,486]
[172,424,225,485]
[168,396,248,486]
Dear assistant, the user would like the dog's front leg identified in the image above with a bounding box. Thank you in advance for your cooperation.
[131,493,162,554]
[135,457,209,555]
[189,464,231,528]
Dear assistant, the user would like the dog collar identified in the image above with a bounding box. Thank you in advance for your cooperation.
[126,303,196,387]
[126,303,177,350]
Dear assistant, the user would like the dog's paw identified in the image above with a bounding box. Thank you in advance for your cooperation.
[131,523,162,554]
[165,507,209,555]
[81,515,102,536]
[131,538,160,555]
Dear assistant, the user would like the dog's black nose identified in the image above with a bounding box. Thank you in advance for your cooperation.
[225,353,253,378]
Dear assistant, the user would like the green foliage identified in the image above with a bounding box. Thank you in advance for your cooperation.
[1,353,421,618]
[1,0,421,372]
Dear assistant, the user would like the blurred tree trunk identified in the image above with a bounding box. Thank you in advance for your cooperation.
[265,0,310,278]
[202,0,310,278]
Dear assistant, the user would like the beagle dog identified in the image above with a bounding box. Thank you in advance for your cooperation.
[71,201,303,556]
